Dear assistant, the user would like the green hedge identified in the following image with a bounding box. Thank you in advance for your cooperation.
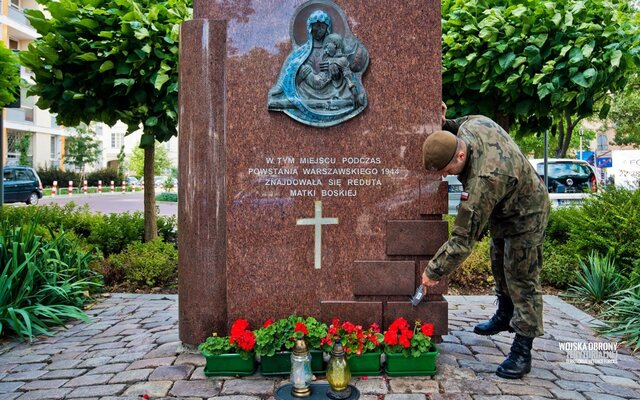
[110,240,177,288]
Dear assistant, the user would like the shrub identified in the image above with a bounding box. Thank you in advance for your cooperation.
[158,215,178,244]
[156,192,177,202]
[88,212,145,256]
[541,242,579,288]
[597,285,640,352]
[110,239,177,287]
[449,235,493,290]
[0,220,102,339]
[86,168,123,186]
[2,203,100,239]
[563,252,623,311]
[37,166,80,187]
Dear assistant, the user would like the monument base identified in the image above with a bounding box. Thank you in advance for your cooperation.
[276,384,360,400]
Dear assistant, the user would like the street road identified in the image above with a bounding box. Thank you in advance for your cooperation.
[37,192,177,216]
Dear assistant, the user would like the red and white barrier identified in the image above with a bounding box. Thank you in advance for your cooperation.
[52,180,58,196]
[98,180,102,194]
[110,181,115,193]
[83,180,88,194]
[141,181,144,191]
[121,182,126,193]
[68,181,73,195]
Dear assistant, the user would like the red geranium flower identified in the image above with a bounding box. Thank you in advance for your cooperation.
[294,322,308,335]
[420,323,434,337]
[230,319,249,337]
[262,319,273,328]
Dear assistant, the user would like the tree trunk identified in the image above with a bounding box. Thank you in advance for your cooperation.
[495,112,510,133]
[143,145,157,242]
[554,116,565,158]
[560,111,574,158]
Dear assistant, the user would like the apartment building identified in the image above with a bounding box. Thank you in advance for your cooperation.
[1,0,72,169]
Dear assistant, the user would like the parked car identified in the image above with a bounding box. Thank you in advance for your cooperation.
[445,175,463,215]
[529,159,597,194]
[3,166,43,205]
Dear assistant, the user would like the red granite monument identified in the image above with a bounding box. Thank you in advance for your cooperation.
[178,0,448,345]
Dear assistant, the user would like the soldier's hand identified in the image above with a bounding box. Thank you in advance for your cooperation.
[441,101,447,127]
[421,271,439,295]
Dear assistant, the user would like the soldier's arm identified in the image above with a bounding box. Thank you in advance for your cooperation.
[425,175,505,280]
[442,117,469,135]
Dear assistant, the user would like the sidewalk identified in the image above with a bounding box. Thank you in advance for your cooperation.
[1,294,639,400]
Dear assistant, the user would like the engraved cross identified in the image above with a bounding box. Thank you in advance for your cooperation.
[296,200,339,269]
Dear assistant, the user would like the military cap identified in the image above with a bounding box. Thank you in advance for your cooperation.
[422,130,458,171]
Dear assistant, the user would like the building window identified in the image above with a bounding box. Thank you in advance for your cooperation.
[111,132,123,149]
[9,39,19,50]
[10,0,20,9]
[51,136,60,160]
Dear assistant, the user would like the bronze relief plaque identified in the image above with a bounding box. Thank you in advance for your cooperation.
[267,0,369,127]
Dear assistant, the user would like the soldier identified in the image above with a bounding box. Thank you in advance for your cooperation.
[421,107,550,379]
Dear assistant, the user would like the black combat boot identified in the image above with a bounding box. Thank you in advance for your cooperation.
[473,294,515,335]
[496,333,534,379]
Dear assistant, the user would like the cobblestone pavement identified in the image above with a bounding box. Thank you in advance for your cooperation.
[1,294,639,400]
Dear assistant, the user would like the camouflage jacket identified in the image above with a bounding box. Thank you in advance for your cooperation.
[426,116,550,281]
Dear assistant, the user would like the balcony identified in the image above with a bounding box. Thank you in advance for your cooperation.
[8,5,31,27]
[5,107,34,124]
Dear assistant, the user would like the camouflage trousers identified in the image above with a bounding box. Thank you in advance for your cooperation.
[490,236,544,338]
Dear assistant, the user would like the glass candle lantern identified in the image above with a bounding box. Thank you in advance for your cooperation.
[290,339,312,397]
[326,338,352,399]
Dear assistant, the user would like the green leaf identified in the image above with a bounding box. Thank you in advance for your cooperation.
[141,44,152,54]
[498,53,516,70]
[530,34,548,48]
[568,47,584,64]
[153,73,169,90]
[77,19,99,29]
[583,68,596,80]
[99,61,114,73]
[611,50,622,67]
[510,5,527,17]
[114,78,135,87]
[537,83,554,99]
[479,27,499,42]
[134,27,150,40]
[512,56,527,68]
[599,102,611,120]
[145,116,159,127]
[570,72,589,88]
[582,42,595,58]
[77,53,98,61]
[551,13,562,26]
[533,73,546,85]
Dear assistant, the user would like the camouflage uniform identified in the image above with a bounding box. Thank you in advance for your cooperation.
[426,116,550,338]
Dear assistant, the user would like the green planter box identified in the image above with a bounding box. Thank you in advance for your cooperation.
[260,350,325,375]
[384,344,438,376]
[202,352,256,376]
[347,350,382,376]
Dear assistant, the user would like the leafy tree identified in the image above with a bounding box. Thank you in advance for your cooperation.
[128,142,171,178]
[610,73,640,147]
[117,145,126,179]
[21,0,191,241]
[442,0,640,157]
[0,42,20,108]
[16,133,32,166]
[65,123,101,175]
[512,128,596,158]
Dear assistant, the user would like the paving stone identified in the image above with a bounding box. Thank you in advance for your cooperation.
[41,369,87,379]
[353,377,387,394]
[436,343,473,355]
[470,346,503,356]
[428,394,473,400]
[498,383,553,397]
[594,382,640,398]
[520,377,559,390]
[440,379,500,395]
[3,370,47,381]
[206,396,260,400]
[174,352,206,366]
[384,395,426,400]
[149,364,194,381]
[437,363,477,380]
[86,364,129,375]
[555,380,603,392]
[110,351,148,363]
[558,362,601,374]
[536,351,567,362]
[549,389,587,400]
[554,369,602,382]
[109,368,153,383]
[66,384,126,398]
[21,379,68,390]
[458,359,497,374]
[472,396,521,400]
[0,365,17,374]
[599,375,640,389]
[77,357,113,368]
[582,393,626,400]
[473,354,505,365]
[441,335,461,344]
[220,379,275,396]
[47,360,82,370]
[526,367,558,381]
[169,380,222,397]
[15,388,72,400]
[10,363,47,372]
[0,393,20,400]
[453,333,495,347]
[190,367,207,380]
[595,366,638,379]
[156,334,180,344]
[64,373,113,387]
[127,356,175,370]
[0,382,25,394]
[82,336,123,346]
[143,342,180,358]
[3,354,50,363]
[388,378,439,394]
[123,381,173,397]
